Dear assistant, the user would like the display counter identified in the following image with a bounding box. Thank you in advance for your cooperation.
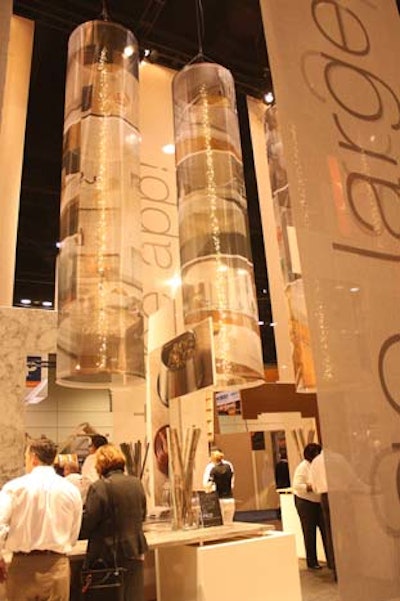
[279,490,326,562]
[70,522,302,601]
[69,521,275,558]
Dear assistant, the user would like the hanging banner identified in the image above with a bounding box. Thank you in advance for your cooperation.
[0,15,34,306]
[0,0,12,129]
[139,63,183,345]
[260,0,400,597]
[139,63,182,507]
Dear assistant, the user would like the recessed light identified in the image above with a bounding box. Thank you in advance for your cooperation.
[162,143,175,155]
[263,92,274,104]
[123,45,135,58]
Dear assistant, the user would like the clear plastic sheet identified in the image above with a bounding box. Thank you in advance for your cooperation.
[57,20,144,388]
[173,62,264,388]
[264,105,316,391]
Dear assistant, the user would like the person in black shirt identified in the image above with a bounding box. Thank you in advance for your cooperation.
[209,452,234,499]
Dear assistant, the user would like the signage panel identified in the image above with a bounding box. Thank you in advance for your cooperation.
[260,1,400,596]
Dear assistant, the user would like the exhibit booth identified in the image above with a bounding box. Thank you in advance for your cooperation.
[2,2,400,601]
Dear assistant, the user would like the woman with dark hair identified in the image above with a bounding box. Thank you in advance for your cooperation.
[81,434,108,484]
[80,444,148,601]
[293,443,328,570]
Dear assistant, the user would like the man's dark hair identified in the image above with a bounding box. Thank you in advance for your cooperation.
[28,437,58,465]
[91,434,108,450]
[303,443,322,463]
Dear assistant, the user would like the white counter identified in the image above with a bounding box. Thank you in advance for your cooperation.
[70,522,302,601]
[279,491,326,562]
[156,529,301,601]
[69,521,275,558]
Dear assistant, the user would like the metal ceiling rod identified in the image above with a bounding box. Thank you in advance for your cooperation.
[137,0,167,38]
[189,0,214,65]
[195,0,205,59]
[100,0,110,21]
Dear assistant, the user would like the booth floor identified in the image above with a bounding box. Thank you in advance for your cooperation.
[299,559,339,601]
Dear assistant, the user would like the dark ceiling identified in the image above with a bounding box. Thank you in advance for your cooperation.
[13,0,271,96]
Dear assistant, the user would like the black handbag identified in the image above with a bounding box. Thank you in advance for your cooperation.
[81,480,127,601]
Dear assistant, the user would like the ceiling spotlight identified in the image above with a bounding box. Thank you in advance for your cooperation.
[20,299,31,305]
[162,143,175,155]
[166,274,182,294]
[42,301,53,307]
[140,48,152,66]
[123,45,135,58]
[263,91,274,104]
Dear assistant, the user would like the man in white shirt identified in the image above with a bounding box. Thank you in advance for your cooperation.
[309,449,337,579]
[293,443,326,570]
[81,433,108,484]
[309,450,328,494]
[0,437,83,601]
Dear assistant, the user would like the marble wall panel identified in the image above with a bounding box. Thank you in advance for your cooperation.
[0,306,56,485]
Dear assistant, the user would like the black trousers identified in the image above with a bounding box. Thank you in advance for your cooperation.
[122,558,144,601]
[294,496,326,567]
[320,492,337,577]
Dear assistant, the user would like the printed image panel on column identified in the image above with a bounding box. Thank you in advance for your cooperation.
[264,105,316,392]
[172,62,264,389]
[57,19,144,388]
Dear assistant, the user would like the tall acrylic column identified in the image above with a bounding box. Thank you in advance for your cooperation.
[172,62,264,388]
[264,105,316,392]
[57,20,144,388]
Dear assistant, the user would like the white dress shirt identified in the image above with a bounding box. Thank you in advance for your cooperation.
[66,473,90,504]
[81,453,99,484]
[309,451,328,494]
[0,465,82,554]
[292,459,320,503]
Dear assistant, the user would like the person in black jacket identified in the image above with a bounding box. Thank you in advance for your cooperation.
[80,444,148,601]
[208,452,234,499]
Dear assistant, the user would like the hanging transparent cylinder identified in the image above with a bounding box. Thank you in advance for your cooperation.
[57,20,144,388]
[172,62,264,388]
[264,105,316,391]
